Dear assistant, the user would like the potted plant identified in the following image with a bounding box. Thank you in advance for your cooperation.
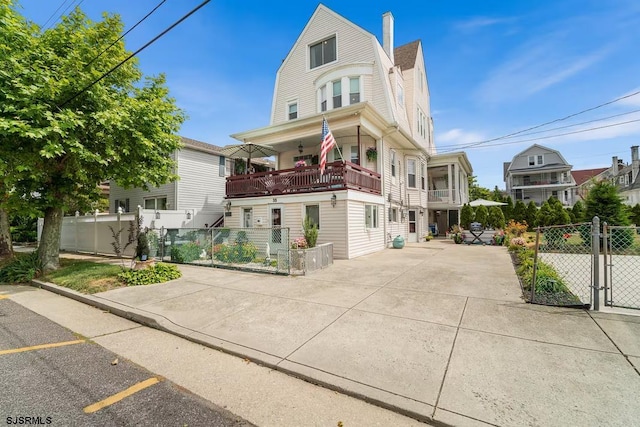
[366,147,377,162]
[295,159,307,168]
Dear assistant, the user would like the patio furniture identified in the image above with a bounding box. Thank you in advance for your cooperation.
[468,222,484,244]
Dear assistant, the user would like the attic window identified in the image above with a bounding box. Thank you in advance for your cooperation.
[528,155,544,166]
[310,36,336,69]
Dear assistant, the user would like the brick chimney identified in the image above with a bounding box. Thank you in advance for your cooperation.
[383,11,394,64]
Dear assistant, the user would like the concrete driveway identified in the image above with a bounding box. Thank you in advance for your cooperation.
[39,240,640,425]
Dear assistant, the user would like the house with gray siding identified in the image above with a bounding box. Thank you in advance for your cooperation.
[504,144,575,207]
[224,5,471,259]
[109,136,233,228]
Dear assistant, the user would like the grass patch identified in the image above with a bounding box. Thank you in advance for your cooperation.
[42,259,124,294]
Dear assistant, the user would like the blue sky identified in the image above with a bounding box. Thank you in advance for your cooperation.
[15,0,640,189]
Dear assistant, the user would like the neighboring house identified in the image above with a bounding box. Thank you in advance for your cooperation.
[224,5,472,259]
[504,144,575,207]
[570,167,609,203]
[109,136,234,228]
[613,146,640,205]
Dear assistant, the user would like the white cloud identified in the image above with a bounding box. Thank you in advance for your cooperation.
[617,87,640,107]
[436,128,486,146]
[453,16,516,32]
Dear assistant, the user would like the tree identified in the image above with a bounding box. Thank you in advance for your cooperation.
[525,201,538,230]
[474,205,489,228]
[0,2,185,271]
[487,206,506,229]
[584,181,630,226]
[629,204,640,226]
[468,175,492,201]
[512,200,526,224]
[536,197,570,227]
[501,196,514,223]
[571,200,586,223]
[460,203,474,229]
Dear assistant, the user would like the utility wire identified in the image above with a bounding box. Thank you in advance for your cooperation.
[436,108,640,151]
[41,0,72,29]
[440,88,640,153]
[83,0,167,71]
[59,0,211,109]
[44,0,85,31]
[440,118,640,153]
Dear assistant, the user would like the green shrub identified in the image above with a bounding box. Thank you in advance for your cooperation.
[170,241,202,263]
[0,252,42,284]
[118,263,182,286]
[303,216,318,248]
[213,242,258,263]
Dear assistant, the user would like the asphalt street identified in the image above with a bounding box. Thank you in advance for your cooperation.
[0,297,254,427]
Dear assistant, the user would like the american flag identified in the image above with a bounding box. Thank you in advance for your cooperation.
[320,117,336,175]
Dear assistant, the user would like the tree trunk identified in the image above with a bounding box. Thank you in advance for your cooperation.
[0,207,12,258]
[38,206,63,272]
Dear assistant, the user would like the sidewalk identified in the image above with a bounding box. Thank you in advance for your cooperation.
[12,241,640,425]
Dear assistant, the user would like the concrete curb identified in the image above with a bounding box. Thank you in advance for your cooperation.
[28,279,450,426]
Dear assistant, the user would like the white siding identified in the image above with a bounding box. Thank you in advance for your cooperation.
[109,182,176,214]
[176,149,226,222]
[346,199,385,258]
[272,6,393,125]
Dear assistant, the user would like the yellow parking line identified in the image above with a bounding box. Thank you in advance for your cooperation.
[0,339,85,356]
[84,377,161,414]
[0,295,9,300]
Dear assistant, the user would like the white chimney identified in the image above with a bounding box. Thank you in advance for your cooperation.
[632,146,639,183]
[612,156,618,175]
[383,11,394,64]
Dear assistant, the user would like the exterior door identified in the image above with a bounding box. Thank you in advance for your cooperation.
[243,208,253,228]
[269,205,286,253]
[408,210,418,242]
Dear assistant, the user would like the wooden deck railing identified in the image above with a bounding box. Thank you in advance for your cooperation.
[226,161,381,198]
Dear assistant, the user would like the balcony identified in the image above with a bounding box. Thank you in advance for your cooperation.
[226,161,381,199]
[427,189,467,205]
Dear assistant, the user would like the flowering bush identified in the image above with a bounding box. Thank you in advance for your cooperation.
[508,237,526,251]
[505,220,528,237]
[493,229,505,245]
[295,160,307,167]
[291,236,308,249]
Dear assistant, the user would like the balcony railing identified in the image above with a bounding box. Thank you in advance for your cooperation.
[427,190,467,205]
[226,161,381,198]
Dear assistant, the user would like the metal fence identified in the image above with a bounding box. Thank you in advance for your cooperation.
[529,222,594,307]
[289,243,334,275]
[158,227,291,275]
[603,225,640,310]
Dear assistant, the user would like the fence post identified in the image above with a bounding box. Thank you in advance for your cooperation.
[75,211,80,253]
[602,222,608,307]
[160,226,165,260]
[93,209,99,255]
[592,216,600,311]
[531,227,541,303]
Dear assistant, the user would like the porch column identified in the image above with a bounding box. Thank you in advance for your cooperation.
[454,163,460,204]
[447,163,452,203]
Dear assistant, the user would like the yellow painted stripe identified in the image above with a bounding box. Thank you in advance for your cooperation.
[0,295,9,300]
[0,339,85,356]
[84,377,161,414]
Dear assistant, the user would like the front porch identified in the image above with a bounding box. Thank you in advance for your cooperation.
[226,161,381,199]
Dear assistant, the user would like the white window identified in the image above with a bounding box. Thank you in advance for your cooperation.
[390,150,397,178]
[397,82,404,107]
[288,102,298,120]
[115,198,130,213]
[320,86,327,112]
[365,205,379,228]
[332,80,342,108]
[420,162,426,190]
[407,159,416,188]
[389,207,398,222]
[305,204,320,229]
[144,197,166,210]
[243,208,253,228]
[310,36,336,69]
[528,155,544,166]
[350,146,359,164]
[349,77,360,104]
[537,155,544,165]
[417,108,427,139]
[528,155,535,166]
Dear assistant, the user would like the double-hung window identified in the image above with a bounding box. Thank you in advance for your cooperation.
[320,86,327,112]
[407,159,416,188]
[332,80,342,108]
[305,204,320,229]
[420,162,426,190]
[390,150,397,178]
[310,36,336,69]
[349,77,360,104]
[365,205,379,228]
[143,197,166,210]
[288,102,298,120]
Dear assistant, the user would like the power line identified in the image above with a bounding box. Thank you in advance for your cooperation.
[59,0,211,109]
[41,0,72,29]
[440,88,640,153]
[436,108,640,151]
[44,0,85,31]
[440,118,640,152]
[83,0,167,71]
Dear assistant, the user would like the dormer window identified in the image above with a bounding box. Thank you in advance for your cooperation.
[528,154,544,166]
[349,77,360,104]
[310,36,336,69]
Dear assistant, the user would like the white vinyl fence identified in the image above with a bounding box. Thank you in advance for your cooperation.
[37,207,221,257]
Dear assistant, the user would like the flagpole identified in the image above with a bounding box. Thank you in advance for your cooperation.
[324,115,345,163]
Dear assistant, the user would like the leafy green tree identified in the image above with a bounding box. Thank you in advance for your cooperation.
[474,205,489,228]
[487,206,506,229]
[629,204,640,225]
[584,181,629,226]
[460,203,474,229]
[512,200,526,224]
[468,175,492,201]
[571,200,586,223]
[525,201,538,230]
[501,196,514,223]
[0,2,185,271]
[536,197,570,227]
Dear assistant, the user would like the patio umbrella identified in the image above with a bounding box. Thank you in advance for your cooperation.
[468,198,507,207]
[219,142,279,173]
